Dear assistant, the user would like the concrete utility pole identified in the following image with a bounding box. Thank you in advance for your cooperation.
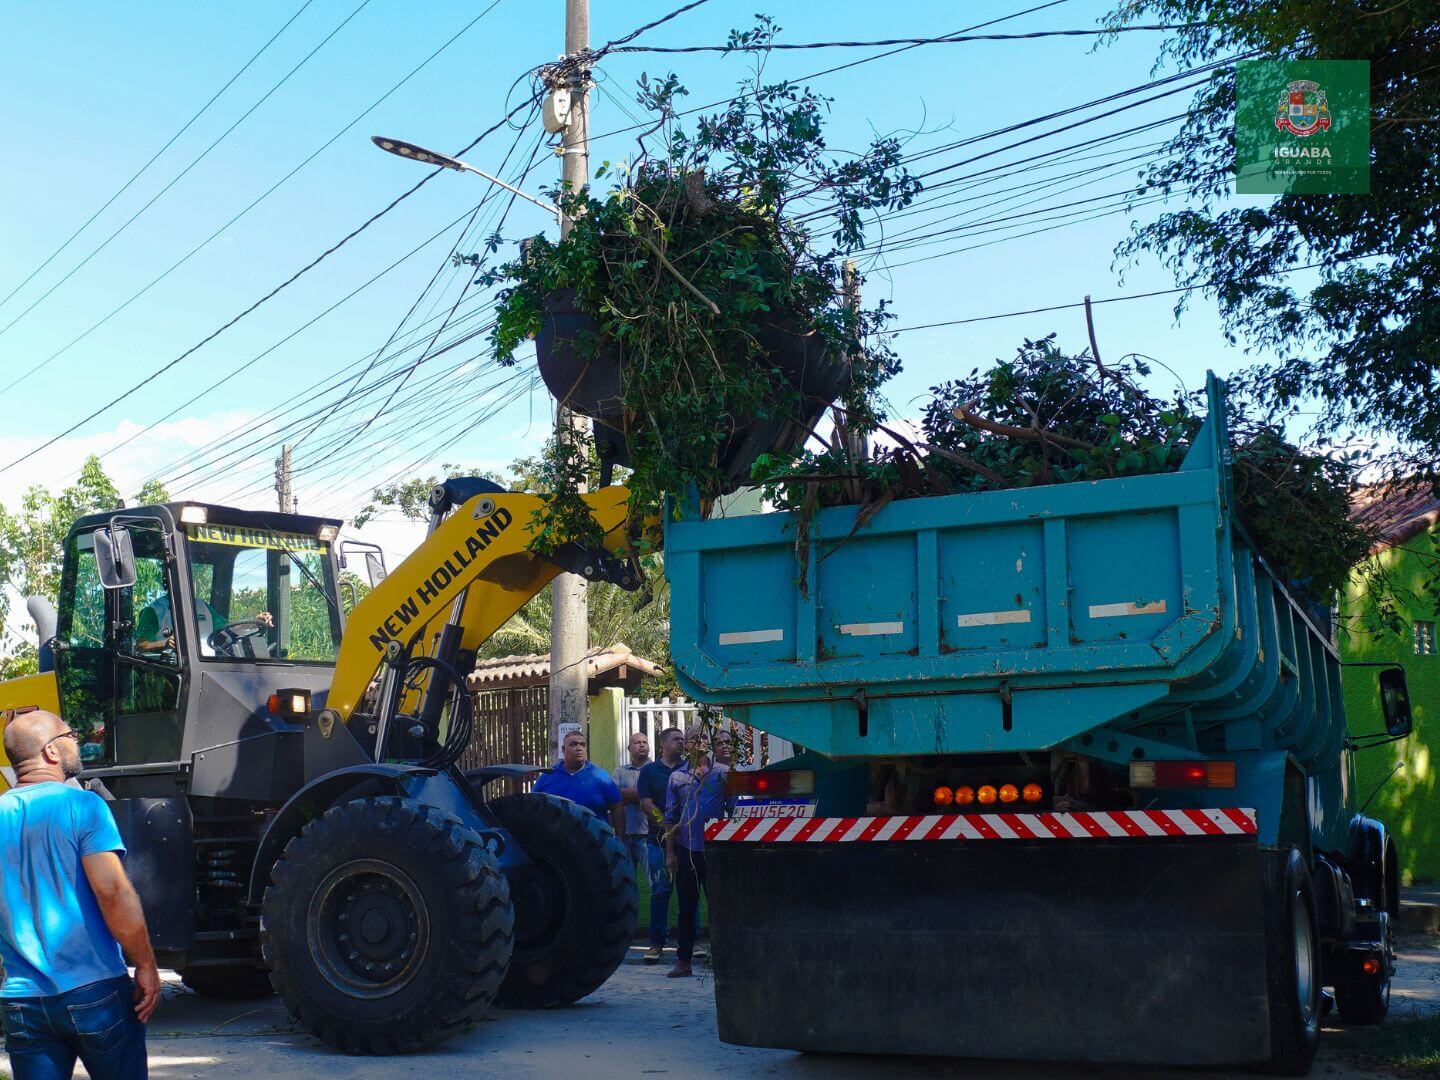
[274,444,293,513]
[839,260,869,462]
[548,0,592,765]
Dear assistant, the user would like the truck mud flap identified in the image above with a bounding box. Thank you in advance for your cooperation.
[707,835,1270,1066]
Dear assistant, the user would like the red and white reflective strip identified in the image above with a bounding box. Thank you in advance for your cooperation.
[705,808,1257,843]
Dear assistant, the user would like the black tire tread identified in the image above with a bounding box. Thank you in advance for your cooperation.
[260,796,514,1055]
[1335,977,1389,1024]
[1258,847,1321,1076]
[486,791,636,1009]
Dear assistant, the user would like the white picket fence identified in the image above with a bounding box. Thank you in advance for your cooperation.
[619,695,793,771]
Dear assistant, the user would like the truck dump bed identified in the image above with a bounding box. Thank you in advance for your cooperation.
[667,375,1344,775]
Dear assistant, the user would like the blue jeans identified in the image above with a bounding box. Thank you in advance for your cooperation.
[1,975,147,1079]
[645,839,701,947]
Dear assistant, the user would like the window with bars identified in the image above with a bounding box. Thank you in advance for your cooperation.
[1414,620,1437,656]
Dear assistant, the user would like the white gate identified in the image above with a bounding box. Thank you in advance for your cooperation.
[619,695,793,771]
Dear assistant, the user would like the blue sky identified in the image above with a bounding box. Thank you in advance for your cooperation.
[0,0,1266,558]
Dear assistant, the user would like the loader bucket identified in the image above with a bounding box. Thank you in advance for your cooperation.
[535,288,851,491]
[706,835,1272,1067]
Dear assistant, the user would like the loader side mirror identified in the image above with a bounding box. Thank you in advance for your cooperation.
[94,526,137,590]
[365,551,387,586]
[1379,666,1413,738]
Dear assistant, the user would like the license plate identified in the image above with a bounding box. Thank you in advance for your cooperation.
[732,800,816,820]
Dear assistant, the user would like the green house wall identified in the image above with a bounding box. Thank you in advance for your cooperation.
[1339,536,1440,884]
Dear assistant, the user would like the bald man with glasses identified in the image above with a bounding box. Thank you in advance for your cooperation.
[0,710,159,1079]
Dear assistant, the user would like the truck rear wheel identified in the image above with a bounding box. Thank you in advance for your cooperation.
[485,792,636,1009]
[260,797,513,1054]
[180,964,274,999]
[1260,847,1321,1075]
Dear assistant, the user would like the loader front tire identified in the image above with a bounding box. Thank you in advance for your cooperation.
[1260,847,1321,1075]
[260,797,513,1054]
[486,792,636,1009]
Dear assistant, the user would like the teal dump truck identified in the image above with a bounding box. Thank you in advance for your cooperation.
[665,376,1412,1074]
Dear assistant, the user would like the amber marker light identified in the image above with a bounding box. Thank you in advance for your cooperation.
[933,786,955,807]
[1022,783,1043,803]
[999,784,1020,804]
[1362,958,1381,976]
[977,785,998,805]
[955,786,976,806]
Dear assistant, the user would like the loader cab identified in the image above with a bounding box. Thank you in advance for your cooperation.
[55,503,345,773]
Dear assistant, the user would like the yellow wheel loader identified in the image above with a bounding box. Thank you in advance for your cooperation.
[0,481,639,1054]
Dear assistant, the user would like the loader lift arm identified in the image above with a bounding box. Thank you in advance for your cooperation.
[327,484,635,728]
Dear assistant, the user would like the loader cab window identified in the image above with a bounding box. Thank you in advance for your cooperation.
[184,524,342,664]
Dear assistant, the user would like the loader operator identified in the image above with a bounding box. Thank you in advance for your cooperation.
[134,594,271,659]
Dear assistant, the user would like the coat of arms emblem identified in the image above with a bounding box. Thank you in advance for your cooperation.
[1274,79,1331,137]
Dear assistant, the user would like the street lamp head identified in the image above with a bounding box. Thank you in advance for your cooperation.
[371,136,465,171]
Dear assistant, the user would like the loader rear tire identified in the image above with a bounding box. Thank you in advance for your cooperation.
[260,797,513,1055]
[1260,847,1321,1075]
[485,792,636,1009]
[180,964,274,999]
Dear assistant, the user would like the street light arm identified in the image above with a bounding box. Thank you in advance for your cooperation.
[372,134,561,222]
[456,162,562,221]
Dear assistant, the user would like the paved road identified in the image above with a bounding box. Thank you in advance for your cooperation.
[59,937,1440,1079]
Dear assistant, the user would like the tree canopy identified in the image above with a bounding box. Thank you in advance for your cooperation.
[1105,1,1438,474]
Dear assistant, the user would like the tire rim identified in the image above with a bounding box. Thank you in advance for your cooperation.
[1293,887,1317,1025]
[511,847,573,963]
[306,859,430,1000]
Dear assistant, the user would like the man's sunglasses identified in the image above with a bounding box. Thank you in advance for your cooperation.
[43,730,79,750]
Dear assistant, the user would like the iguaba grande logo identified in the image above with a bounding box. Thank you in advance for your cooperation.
[1275,79,1331,137]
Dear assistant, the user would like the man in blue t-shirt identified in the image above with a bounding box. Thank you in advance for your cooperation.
[533,730,624,835]
[1,710,161,1080]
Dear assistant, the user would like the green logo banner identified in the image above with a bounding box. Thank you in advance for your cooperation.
[1235,60,1370,195]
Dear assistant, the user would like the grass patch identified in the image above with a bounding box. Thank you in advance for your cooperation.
[1337,1015,1440,1076]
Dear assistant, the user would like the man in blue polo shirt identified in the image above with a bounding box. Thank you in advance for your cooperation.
[533,730,624,835]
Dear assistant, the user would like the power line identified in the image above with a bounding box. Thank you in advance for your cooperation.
[0,97,540,476]
[583,1,1076,145]
[608,24,1206,54]
[0,0,318,317]
[290,114,544,457]
[0,0,378,344]
[886,264,1324,334]
[132,291,499,493]
[0,0,513,398]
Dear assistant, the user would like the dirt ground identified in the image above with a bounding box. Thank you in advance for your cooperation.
[21,936,1438,1079]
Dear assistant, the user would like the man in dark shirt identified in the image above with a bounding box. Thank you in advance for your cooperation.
[635,727,692,963]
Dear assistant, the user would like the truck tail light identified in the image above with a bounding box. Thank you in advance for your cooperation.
[955,786,975,806]
[1129,760,1236,789]
[1022,783,1043,803]
[977,785,998,805]
[933,786,954,807]
[998,784,1019,804]
[727,769,816,797]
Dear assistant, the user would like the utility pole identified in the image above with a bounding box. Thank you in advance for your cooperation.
[274,444,293,513]
[548,0,592,765]
[274,444,293,644]
[838,259,868,463]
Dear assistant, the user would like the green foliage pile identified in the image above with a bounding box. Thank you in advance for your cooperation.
[486,19,918,551]
[756,338,1374,601]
